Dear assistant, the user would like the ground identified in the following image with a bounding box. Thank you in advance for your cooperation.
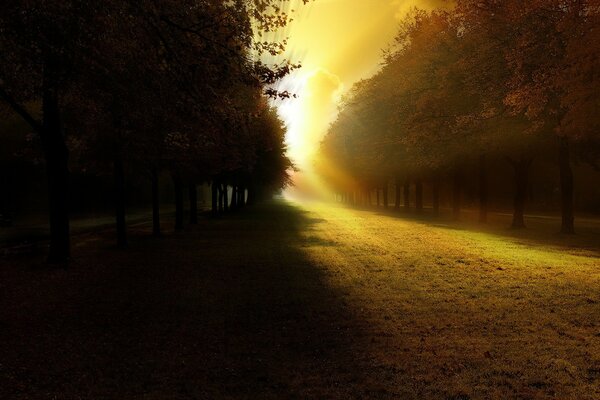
[1,200,599,399]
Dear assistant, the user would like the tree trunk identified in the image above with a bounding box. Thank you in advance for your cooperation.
[189,181,198,224]
[383,183,389,209]
[173,172,184,230]
[510,157,532,229]
[367,189,372,206]
[415,179,423,213]
[211,180,218,216]
[218,184,224,213]
[432,176,440,217]
[0,166,9,223]
[394,176,401,210]
[230,186,238,209]
[453,168,462,220]
[41,74,70,264]
[559,137,575,234]
[479,154,488,223]
[113,156,127,248]
[246,185,256,206]
[403,179,410,211]
[376,188,380,207]
[223,184,229,212]
[151,166,161,236]
[238,186,245,207]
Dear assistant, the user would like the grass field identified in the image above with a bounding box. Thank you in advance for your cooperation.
[1,200,599,399]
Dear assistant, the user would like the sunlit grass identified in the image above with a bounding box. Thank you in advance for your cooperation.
[290,200,600,399]
[3,200,598,398]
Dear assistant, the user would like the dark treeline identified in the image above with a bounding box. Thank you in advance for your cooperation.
[0,0,301,264]
[319,0,600,232]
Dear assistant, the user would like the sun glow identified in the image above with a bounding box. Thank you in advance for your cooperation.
[276,67,344,201]
[275,74,309,168]
[277,68,342,168]
[273,0,450,199]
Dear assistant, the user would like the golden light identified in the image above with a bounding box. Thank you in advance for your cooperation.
[270,0,454,199]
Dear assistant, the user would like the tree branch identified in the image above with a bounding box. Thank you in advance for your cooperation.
[0,83,43,133]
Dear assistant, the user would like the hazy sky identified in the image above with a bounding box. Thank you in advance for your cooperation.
[273,0,449,170]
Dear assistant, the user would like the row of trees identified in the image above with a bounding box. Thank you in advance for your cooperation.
[0,0,300,263]
[319,0,600,232]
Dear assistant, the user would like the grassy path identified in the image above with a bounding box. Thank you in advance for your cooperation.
[1,200,599,399]
[296,201,600,399]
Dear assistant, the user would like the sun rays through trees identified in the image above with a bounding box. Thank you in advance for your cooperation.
[318,1,600,233]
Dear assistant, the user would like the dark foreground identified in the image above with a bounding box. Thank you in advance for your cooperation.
[0,203,372,399]
[1,201,599,399]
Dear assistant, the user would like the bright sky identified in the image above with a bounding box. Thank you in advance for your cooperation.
[273,0,450,170]
[265,0,449,199]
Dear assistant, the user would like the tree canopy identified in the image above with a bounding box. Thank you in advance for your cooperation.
[0,0,304,262]
[319,0,600,231]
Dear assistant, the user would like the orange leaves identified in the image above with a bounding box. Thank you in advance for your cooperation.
[320,0,600,189]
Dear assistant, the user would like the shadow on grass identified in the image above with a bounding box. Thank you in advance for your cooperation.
[359,204,600,256]
[0,201,384,399]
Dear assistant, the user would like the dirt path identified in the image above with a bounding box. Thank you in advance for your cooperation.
[1,200,599,399]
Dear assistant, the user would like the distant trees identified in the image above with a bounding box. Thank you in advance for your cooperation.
[0,0,300,263]
[319,1,600,232]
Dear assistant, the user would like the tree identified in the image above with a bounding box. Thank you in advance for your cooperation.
[319,1,600,233]
[0,0,307,262]
[0,1,107,262]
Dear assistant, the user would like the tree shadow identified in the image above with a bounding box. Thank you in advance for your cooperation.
[366,204,600,257]
[0,201,390,399]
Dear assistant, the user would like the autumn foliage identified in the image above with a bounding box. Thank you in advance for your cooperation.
[319,0,600,232]
[0,0,301,262]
